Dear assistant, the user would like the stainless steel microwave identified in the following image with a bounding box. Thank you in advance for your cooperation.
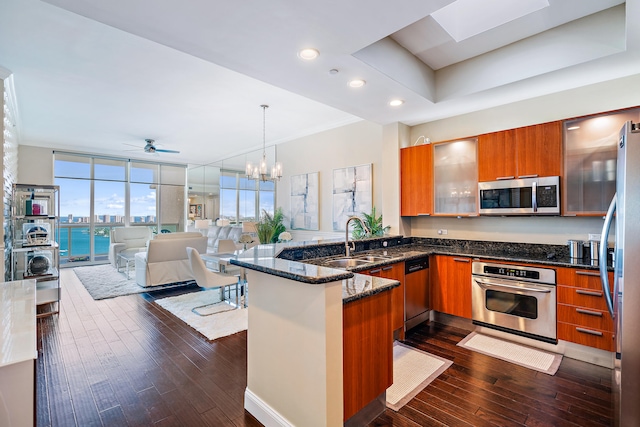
[478,176,560,215]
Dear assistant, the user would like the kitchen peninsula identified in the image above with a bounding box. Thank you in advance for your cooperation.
[230,235,614,426]
[231,245,400,427]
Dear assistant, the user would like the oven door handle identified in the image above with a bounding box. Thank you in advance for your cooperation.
[474,278,552,293]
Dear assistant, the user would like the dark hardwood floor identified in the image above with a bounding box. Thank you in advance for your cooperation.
[37,269,613,426]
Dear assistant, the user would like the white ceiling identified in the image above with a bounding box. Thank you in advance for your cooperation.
[1,0,639,166]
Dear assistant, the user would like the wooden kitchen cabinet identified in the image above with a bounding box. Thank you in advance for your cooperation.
[343,288,393,421]
[478,121,562,182]
[478,129,517,181]
[430,255,472,319]
[361,262,405,337]
[400,144,433,216]
[556,267,615,351]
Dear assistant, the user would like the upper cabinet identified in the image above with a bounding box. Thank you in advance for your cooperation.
[564,108,640,215]
[400,143,433,216]
[478,121,562,182]
[433,138,478,216]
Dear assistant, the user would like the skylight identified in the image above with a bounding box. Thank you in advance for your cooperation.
[431,0,550,42]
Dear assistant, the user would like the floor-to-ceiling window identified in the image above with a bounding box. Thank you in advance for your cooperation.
[219,170,275,223]
[54,152,186,265]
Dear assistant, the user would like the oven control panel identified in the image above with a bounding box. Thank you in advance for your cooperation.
[472,261,556,285]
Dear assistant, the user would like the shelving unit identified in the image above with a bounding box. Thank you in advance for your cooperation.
[11,184,61,317]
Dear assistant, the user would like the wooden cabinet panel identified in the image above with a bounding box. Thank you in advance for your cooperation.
[557,267,613,292]
[557,286,610,313]
[343,289,393,421]
[557,303,613,331]
[362,263,405,334]
[515,121,562,178]
[400,144,433,216]
[557,322,615,352]
[478,129,516,181]
[556,266,614,351]
[477,121,562,182]
[430,255,472,319]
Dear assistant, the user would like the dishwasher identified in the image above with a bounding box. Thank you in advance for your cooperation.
[404,257,430,331]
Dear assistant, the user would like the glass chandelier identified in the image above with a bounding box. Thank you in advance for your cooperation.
[245,104,283,182]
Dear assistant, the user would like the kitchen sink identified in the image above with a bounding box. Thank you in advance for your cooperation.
[324,254,395,269]
[324,258,371,268]
[354,255,392,262]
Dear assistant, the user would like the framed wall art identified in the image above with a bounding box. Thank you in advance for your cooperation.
[332,164,372,231]
[290,172,319,230]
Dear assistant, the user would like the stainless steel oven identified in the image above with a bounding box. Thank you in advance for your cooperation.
[472,261,557,343]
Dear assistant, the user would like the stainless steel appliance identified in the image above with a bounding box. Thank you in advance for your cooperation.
[472,261,557,343]
[404,257,429,331]
[599,120,640,426]
[478,176,560,215]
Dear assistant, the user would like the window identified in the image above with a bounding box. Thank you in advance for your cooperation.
[54,153,186,264]
[219,170,275,223]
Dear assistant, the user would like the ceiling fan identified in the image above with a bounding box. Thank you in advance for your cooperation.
[142,138,180,154]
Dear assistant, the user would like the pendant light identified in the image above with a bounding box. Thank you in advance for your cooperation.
[245,105,283,182]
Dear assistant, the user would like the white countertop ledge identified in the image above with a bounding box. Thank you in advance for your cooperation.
[0,279,37,367]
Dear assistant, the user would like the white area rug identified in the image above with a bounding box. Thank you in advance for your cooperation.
[457,331,562,375]
[155,291,248,341]
[73,264,196,300]
[386,342,453,411]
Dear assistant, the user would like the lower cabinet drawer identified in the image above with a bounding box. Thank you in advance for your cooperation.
[557,285,610,312]
[557,303,613,332]
[557,322,615,351]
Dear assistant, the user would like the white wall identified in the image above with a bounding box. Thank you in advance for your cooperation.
[276,120,384,240]
[18,145,53,185]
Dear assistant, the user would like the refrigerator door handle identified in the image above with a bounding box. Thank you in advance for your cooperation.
[599,193,616,317]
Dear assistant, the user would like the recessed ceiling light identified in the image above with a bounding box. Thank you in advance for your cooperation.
[298,48,319,60]
[348,79,366,88]
[389,99,404,107]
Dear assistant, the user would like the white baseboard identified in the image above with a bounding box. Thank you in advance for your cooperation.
[244,388,294,427]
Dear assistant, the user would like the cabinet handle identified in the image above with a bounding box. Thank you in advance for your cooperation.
[576,289,603,297]
[382,266,393,271]
[369,269,381,274]
[496,176,515,180]
[576,327,603,337]
[518,174,539,178]
[576,308,603,317]
[453,258,470,263]
[576,271,600,277]
[417,213,430,216]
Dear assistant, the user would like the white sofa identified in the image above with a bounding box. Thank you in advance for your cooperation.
[204,225,244,253]
[134,232,207,287]
[108,226,154,268]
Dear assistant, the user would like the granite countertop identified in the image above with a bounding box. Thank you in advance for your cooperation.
[230,236,610,303]
[229,247,400,303]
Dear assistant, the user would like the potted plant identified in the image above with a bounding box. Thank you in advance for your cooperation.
[256,208,287,244]
[352,206,390,239]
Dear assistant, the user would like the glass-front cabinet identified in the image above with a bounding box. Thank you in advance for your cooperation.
[433,138,478,215]
[11,184,61,317]
[564,108,640,215]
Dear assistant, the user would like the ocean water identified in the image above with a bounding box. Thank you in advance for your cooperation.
[59,227,111,256]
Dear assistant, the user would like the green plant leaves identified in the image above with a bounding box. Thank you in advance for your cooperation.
[352,206,390,239]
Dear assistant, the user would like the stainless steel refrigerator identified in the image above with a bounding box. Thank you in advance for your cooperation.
[599,120,640,426]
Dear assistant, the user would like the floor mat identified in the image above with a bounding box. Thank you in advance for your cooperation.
[457,331,562,375]
[386,342,453,411]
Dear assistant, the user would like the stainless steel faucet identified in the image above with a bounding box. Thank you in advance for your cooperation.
[345,216,369,257]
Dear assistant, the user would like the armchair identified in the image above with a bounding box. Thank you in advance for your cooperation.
[108,226,154,268]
